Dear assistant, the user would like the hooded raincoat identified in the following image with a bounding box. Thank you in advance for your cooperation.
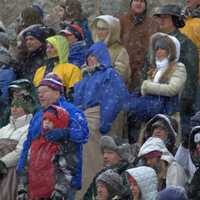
[138,137,187,189]
[33,35,82,91]
[91,15,131,85]
[72,42,129,194]
[126,166,158,200]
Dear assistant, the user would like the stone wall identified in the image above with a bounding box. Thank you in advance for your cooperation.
[0,0,185,26]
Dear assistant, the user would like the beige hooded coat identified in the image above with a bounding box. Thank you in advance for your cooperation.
[91,15,131,85]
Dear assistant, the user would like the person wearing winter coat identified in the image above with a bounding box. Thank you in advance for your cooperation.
[0,95,33,200]
[186,125,200,200]
[27,105,76,199]
[60,23,87,68]
[181,0,200,80]
[91,15,131,85]
[96,169,127,200]
[16,73,89,200]
[138,137,187,190]
[72,41,129,195]
[16,25,53,81]
[120,0,159,90]
[0,79,37,128]
[83,136,132,200]
[33,35,82,97]
[141,114,178,154]
[128,33,186,122]
[126,166,158,200]
[156,186,189,200]
[47,0,93,48]
[152,4,199,140]
[0,48,16,120]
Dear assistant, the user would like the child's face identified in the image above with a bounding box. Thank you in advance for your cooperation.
[43,118,54,131]
[87,55,98,67]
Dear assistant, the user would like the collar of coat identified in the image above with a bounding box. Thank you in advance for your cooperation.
[147,62,177,83]
[127,9,146,25]
[182,5,200,18]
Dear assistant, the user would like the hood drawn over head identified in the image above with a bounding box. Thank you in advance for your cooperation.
[150,32,180,65]
[91,15,121,46]
[46,35,69,64]
[127,166,158,200]
[86,41,112,68]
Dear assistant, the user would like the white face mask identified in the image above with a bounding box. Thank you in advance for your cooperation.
[155,58,169,70]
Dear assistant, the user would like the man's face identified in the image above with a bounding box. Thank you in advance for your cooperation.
[131,0,146,15]
[38,86,60,108]
[96,182,109,200]
[65,34,77,44]
[186,0,200,9]
[154,14,174,33]
[25,35,42,52]
[103,149,121,167]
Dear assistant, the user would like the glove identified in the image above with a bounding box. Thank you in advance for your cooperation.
[45,128,70,142]
[16,191,28,200]
[0,160,8,176]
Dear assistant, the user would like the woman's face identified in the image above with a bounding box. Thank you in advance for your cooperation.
[128,176,140,199]
[152,127,168,141]
[96,21,109,42]
[46,43,58,58]
[11,105,26,119]
[131,0,146,15]
[155,48,168,61]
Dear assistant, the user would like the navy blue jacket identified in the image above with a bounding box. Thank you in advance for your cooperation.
[68,40,87,68]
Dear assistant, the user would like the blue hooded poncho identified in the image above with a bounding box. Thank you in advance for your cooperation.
[73,42,129,134]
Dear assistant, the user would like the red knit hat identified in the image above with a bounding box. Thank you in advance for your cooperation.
[43,105,69,129]
[60,24,84,41]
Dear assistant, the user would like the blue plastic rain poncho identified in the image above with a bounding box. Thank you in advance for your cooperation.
[73,42,129,134]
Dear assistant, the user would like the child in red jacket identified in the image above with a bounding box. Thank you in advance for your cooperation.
[28,105,70,199]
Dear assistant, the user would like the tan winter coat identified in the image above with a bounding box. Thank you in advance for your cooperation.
[141,33,187,97]
[91,15,131,85]
[120,10,159,89]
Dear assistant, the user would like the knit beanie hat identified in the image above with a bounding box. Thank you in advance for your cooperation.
[43,105,69,130]
[96,169,124,198]
[11,95,34,114]
[60,23,84,41]
[100,136,130,161]
[39,73,64,93]
[23,26,47,43]
[156,186,188,200]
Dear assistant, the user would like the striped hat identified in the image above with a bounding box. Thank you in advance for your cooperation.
[39,73,64,93]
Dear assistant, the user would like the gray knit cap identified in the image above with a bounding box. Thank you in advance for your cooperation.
[100,136,130,161]
[96,169,124,198]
